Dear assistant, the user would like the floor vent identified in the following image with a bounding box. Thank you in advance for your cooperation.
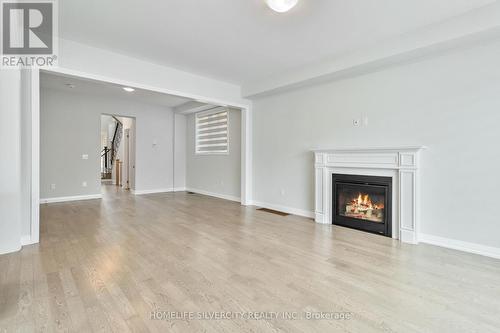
[257,208,290,217]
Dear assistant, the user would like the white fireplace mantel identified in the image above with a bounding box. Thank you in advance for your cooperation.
[313,146,426,244]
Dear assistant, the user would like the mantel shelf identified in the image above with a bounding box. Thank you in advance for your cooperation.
[312,146,427,154]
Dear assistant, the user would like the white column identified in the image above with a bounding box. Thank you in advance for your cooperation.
[314,153,330,224]
[399,169,418,244]
[0,69,23,254]
[240,106,252,205]
[20,68,39,245]
[30,69,40,244]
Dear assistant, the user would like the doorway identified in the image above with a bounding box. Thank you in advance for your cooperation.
[28,68,251,246]
[100,114,135,194]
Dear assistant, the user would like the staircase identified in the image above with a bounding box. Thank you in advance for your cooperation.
[101,117,123,180]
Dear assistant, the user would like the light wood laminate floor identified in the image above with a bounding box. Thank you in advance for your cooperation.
[1,186,500,332]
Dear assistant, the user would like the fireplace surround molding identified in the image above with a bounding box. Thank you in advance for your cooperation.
[313,146,426,244]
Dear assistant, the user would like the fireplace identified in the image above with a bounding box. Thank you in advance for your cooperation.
[314,147,424,243]
[332,174,392,237]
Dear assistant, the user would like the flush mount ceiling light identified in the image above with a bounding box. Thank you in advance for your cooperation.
[122,87,135,92]
[266,0,298,13]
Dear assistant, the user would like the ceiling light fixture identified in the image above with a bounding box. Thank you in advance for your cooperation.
[266,0,298,13]
[123,87,135,92]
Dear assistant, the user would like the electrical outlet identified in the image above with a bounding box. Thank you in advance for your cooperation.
[280,189,286,196]
[82,154,89,160]
[50,184,56,190]
[82,181,87,187]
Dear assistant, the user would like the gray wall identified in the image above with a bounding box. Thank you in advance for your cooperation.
[40,87,184,198]
[251,40,500,249]
[186,108,241,199]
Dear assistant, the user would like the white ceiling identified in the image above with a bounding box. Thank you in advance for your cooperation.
[59,0,495,85]
[40,72,198,108]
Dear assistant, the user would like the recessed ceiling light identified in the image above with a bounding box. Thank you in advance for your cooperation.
[266,0,298,13]
[123,87,135,92]
[65,83,75,89]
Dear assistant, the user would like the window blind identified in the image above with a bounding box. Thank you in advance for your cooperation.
[195,109,229,154]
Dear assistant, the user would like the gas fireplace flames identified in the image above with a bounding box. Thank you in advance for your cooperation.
[353,193,384,210]
[344,193,384,222]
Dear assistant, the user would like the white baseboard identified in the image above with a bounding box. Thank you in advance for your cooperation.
[250,200,315,219]
[133,188,173,195]
[132,188,187,195]
[40,194,102,204]
[21,235,38,246]
[419,233,500,260]
[185,187,240,202]
[0,244,22,255]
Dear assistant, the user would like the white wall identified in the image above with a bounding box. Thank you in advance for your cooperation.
[100,114,114,149]
[251,40,500,249]
[0,70,22,254]
[40,87,183,198]
[186,109,241,200]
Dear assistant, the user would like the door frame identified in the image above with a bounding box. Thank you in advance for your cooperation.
[100,114,136,190]
[28,67,252,245]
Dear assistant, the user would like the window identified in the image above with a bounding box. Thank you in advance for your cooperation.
[195,109,229,154]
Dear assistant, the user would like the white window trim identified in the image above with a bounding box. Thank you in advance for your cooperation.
[195,107,230,155]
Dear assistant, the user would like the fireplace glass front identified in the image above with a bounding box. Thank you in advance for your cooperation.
[332,174,392,237]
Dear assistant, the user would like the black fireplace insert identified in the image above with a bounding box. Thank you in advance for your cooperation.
[332,174,392,237]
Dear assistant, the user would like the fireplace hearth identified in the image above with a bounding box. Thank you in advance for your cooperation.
[332,174,392,237]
